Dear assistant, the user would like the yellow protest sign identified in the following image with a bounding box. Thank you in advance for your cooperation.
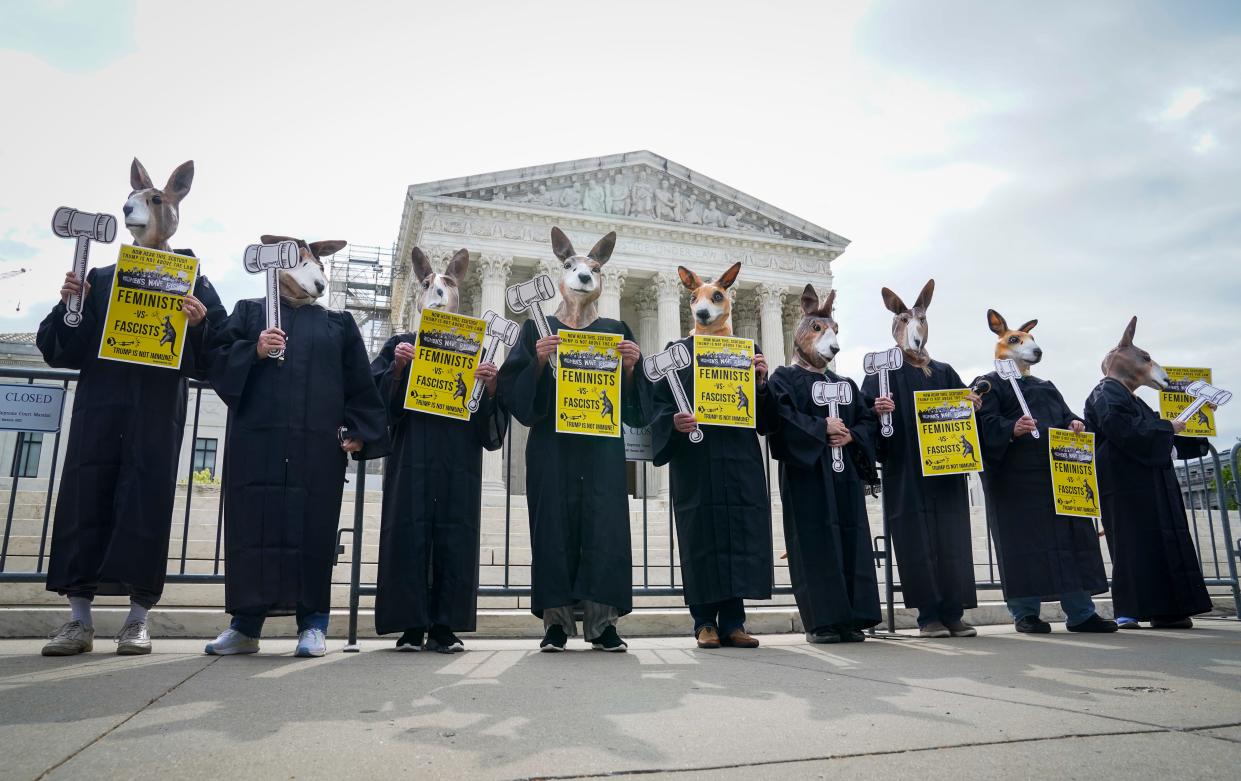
[914,388,983,476]
[1047,428,1100,518]
[692,335,755,429]
[555,329,622,437]
[1159,366,1215,437]
[404,308,485,420]
[98,245,197,370]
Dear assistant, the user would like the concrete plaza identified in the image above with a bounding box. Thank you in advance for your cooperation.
[1,621,1239,780]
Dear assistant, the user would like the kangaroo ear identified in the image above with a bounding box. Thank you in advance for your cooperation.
[913,278,935,311]
[308,240,346,258]
[678,265,702,291]
[1119,316,1137,348]
[987,309,1007,336]
[800,283,819,315]
[715,261,742,289]
[1018,318,1038,333]
[881,287,906,315]
[551,227,576,261]
[820,288,837,318]
[445,248,470,281]
[588,231,617,265]
[164,160,194,204]
[410,246,433,281]
[130,157,154,191]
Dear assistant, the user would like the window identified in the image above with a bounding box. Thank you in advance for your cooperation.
[192,437,218,478]
[11,432,42,478]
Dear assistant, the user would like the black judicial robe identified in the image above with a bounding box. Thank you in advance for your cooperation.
[208,298,388,617]
[974,372,1107,601]
[767,365,882,631]
[37,256,225,600]
[497,316,644,617]
[371,333,509,635]
[861,359,976,612]
[647,336,773,607]
[1084,378,1212,620]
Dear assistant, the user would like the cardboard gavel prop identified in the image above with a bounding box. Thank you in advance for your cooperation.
[994,358,1038,439]
[52,207,117,327]
[467,309,520,413]
[1175,380,1232,425]
[505,274,556,340]
[863,347,903,437]
[644,342,702,443]
[812,379,853,473]
[243,241,300,361]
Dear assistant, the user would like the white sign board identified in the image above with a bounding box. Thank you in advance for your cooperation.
[0,385,67,433]
[623,423,653,462]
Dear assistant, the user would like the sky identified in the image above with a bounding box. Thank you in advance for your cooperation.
[1,0,1238,444]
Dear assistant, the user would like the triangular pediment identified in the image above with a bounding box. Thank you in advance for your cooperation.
[406,150,848,247]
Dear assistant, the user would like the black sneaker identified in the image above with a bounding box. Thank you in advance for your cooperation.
[837,627,866,643]
[1015,615,1052,634]
[1066,614,1119,633]
[588,625,628,652]
[540,624,568,652]
[426,626,465,653]
[395,629,424,652]
[1150,617,1194,630]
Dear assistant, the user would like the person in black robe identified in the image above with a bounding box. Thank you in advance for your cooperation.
[765,285,881,644]
[861,280,979,638]
[203,237,388,658]
[647,335,773,648]
[37,255,223,657]
[1083,317,1212,629]
[497,227,644,653]
[370,328,508,653]
[972,312,1113,633]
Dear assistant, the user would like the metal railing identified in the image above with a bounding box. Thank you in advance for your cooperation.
[1,366,1237,643]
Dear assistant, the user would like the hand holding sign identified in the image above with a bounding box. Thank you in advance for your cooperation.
[644,342,702,444]
[995,358,1039,439]
[812,379,853,472]
[243,240,299,360]
[52,207,117,327]
[863,347,903,437]
[467,310,520,413]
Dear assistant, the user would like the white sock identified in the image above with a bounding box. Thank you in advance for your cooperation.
[126,602,149,625]
[69,596,93,628]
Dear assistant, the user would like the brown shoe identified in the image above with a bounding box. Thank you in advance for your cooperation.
[721,628,760,648]
[696,626,721,649]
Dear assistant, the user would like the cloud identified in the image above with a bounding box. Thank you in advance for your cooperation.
[194,217,226,234]
[0,0,137,72]
[0,236,39,261]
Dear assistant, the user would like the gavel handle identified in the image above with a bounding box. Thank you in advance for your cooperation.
[1174,396,1208,424]
[266,269,284,360]
[878,370,894,437]
[830,402,845,472]
[531,305,551,340]
[667,371,703,444]
[467,337,499,413]
[63,236,90,327]
[1008,378,1039,439]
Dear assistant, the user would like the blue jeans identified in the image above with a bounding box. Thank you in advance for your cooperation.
[230,607,329,639]
[1007,591,1096,627]
[689,598,746,636]
[916,602,964,628]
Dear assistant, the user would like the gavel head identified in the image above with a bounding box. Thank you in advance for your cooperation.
[811,380,853,407]
[643,342,691,382]
[243,241,301,274]
[483,309,520,347]
[863,346,904,375]
[1186,380,1232,406]
[52,207,117,243]
[994,358,1022,381]
[506,274,556,313]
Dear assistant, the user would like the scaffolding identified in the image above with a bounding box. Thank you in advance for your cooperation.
[326,243,395,357]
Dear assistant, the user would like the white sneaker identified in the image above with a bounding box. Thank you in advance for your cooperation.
[116,619,152,655]
[205,628,259,656]
[295,628,327,658]
[42,620,94,656]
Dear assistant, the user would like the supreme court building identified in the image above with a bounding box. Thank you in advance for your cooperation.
[389,150,850,498]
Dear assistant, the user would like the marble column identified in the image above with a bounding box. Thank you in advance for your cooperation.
[599,266,628,321]
[783,298,804,372]
[757,283,788,370]
[653,272,684,500]
[732,290,760,344]
[477,253,512,494]
[633,285,662,498]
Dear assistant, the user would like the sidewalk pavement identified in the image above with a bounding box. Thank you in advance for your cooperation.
[1,621,1239,780]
